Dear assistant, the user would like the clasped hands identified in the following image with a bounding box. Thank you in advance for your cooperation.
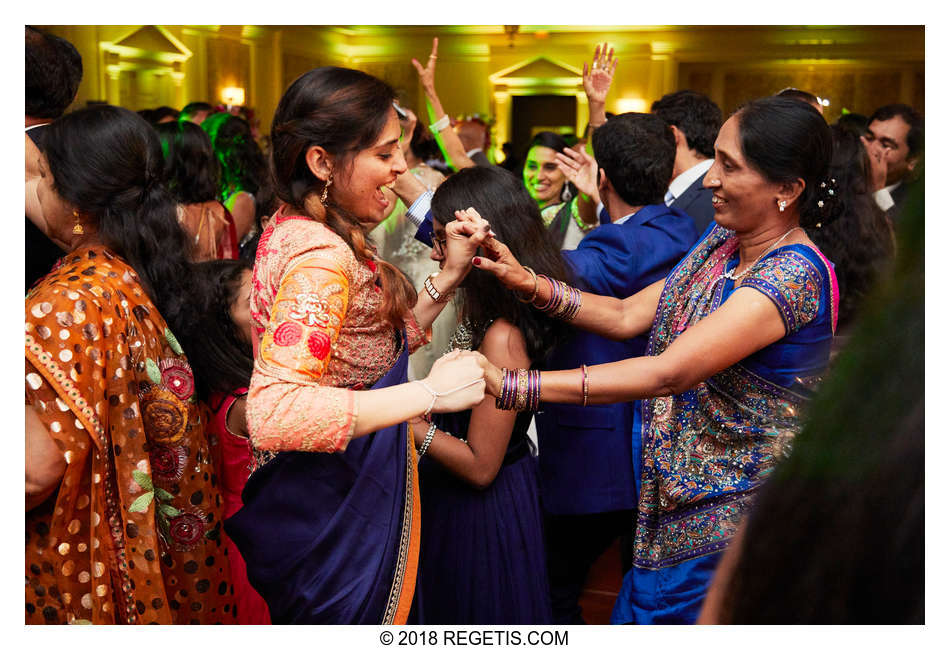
[428,206,533,403]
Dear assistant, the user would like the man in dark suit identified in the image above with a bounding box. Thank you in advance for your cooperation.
[540,113,697,624]
[25,26,83,292]
[651,90,722,238]
[865,103,923,222]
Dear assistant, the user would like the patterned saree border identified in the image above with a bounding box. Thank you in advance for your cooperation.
[382,423,421,625]
[634,488,760,570]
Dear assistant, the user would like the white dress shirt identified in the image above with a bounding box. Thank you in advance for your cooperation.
[665,158,714,206]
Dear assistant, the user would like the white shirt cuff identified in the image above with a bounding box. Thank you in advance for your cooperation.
[873,188,895,212]
[406,190,433,227]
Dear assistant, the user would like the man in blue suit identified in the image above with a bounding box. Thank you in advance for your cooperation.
[651,90,722,238]
[540,113,697,624]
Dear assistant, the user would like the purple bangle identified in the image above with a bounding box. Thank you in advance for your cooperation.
[496,368,510,410]
[529,370,541,411]
[541,277,561,314]
[503,368,517,410]
[504,368,516,410]
[538,275,558,312]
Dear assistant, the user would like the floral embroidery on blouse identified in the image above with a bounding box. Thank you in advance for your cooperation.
[246,212,430,470]
[739,250,822,335]
[287,292,335,329]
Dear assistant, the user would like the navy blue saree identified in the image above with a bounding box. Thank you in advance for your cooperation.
[224,345,420,624]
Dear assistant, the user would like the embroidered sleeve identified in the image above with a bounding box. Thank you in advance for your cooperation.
[739,249,823,335]
[405,310,432,354]
[247,252,358,453]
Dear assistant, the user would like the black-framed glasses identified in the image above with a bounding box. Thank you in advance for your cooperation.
[433,235,447,255]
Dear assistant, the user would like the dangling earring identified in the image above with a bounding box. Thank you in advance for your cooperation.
[561,183,572,204]
[320,172,333,206]
[778,200,787,213]
[72,210,84,235]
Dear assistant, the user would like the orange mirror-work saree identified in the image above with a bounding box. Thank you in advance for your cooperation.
[25,247,235,624]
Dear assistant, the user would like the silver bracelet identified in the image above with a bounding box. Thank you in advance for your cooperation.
[418,421,437,457]
[416,377,483,416]
[428,114,450,134]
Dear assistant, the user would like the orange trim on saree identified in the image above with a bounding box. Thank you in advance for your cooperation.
[384,421,422,625]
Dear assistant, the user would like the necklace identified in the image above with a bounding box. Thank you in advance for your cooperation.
[720,226,804,283]
[446,320,474,352]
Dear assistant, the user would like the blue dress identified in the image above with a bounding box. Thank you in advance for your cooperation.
[415,408,553,624]
[611,225,839,624]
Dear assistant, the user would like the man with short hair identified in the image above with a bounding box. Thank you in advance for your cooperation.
[539,113,697,624]
[25,26,83,291]
[864,103,923,220]
[651,90,722,237]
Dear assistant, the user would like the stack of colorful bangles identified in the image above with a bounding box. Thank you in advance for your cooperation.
[536,273,582,321]
[496,368,541,411]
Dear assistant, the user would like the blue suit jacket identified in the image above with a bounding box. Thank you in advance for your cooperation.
[671,174,716,239]
[538,203,697,515]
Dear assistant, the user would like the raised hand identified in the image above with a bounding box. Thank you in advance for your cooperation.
[861,134,888,192]
[442,207,494,280]
[411,37,439,96]
[471,235,535,295]
[398,105,418,157]
[583,43,617,108]
[555,146,600,203]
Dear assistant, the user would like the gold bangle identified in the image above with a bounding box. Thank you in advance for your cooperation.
[514,369,529,411]
[515,266,539,303]
[581,364,590,406]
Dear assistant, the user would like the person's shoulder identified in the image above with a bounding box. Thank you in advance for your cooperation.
[269,218,359,275]
[479,318,529,365]
[26,247,140,319]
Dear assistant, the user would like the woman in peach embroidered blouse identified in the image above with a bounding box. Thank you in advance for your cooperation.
[222,66,489,625]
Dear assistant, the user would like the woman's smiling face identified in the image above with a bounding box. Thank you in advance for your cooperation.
[704,114,785,232]
[523,145,566,208]
[330,108,408,225]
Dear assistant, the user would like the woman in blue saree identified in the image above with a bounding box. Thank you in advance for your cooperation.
[471,97,840,624]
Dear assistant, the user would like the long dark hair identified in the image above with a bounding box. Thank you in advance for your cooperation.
[270,66,416,330]
[431,165,570,361]
[735,97,842,228]
[172,259,254,401]
[806,124,895,330]
[155,120,221,204]
[44,105,194,327]
[201,111,266,200]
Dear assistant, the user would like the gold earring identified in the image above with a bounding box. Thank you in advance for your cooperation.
[320,172,333,206]
[72,210,84,235]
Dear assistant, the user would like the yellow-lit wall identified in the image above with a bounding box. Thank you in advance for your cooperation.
[39,25,924,150]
